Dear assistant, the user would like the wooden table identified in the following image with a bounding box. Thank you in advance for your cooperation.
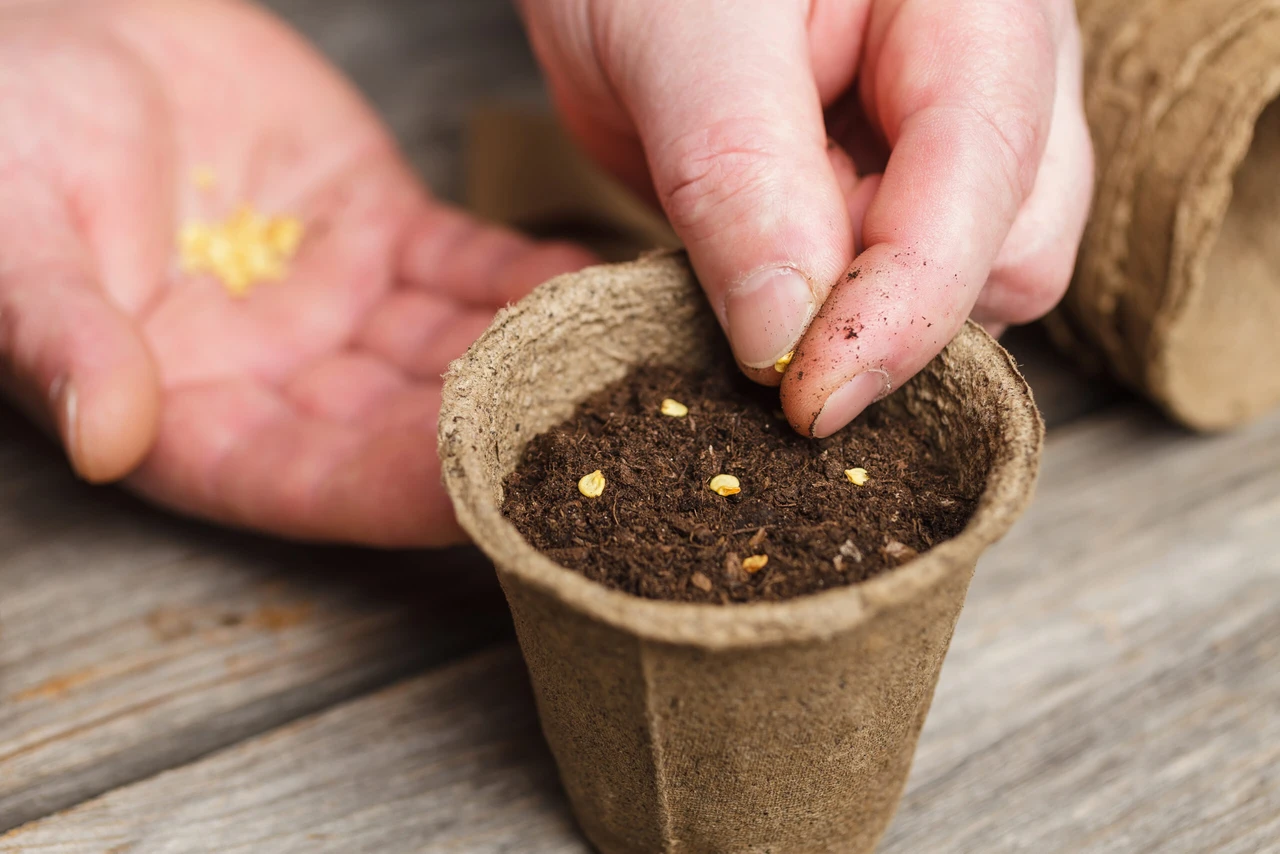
[2,2,1277,851]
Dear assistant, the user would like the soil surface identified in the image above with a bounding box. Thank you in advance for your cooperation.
[502,364,980,604]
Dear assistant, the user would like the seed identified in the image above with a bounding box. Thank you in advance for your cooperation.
[845,467,870,486]
[266,217,305,257]
[742,554,769,573]
[774,351,794,373]
[178,204,306,297]
[708,474,741,496]
[578,469,606,498]
[660,398,689,418]
[690,571,713,592]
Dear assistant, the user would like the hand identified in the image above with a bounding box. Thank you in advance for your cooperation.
[520,0,1092,435]
[0,0,593,546]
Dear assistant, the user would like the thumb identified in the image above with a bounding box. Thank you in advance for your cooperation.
[612,0,854,376]
[1,268,161,482]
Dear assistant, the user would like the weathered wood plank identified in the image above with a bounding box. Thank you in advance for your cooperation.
[878,406,1280,853]
[1,648,585,854]
[8,404,1278,851]
[0,406,511,831]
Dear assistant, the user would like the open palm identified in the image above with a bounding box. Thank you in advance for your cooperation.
[0,0,592,546]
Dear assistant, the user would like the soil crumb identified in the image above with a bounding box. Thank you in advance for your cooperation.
[502,364,980,604]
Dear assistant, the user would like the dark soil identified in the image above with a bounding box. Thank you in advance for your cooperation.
[501,364,980,604]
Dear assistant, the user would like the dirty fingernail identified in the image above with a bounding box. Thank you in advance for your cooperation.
[811,371,889,438]
[724,266,815,369]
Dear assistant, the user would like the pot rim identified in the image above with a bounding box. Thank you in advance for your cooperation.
[440,253,1043,650]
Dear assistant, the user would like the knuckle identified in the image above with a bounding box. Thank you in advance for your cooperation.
[971,104,1046,200]
[655,117,782,238]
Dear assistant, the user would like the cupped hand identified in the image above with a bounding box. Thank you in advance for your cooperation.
[0,0,593,546]
[520,0,1093,436]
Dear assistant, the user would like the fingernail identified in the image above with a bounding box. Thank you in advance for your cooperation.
[724,266,815,369]
[811,370,890,438]
[50,376,81,473]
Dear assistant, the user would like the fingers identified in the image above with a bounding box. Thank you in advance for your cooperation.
[130,378,462,548]
[400,205,597,307]
[782,0,1062,436]
[355,290,501,380]
[606,0,856,372]
[284,352,408,423]
[0,269,161,482]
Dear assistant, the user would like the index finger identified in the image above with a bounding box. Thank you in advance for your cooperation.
[782,0,1060,436]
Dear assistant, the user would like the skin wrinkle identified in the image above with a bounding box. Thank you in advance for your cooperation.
[658,133,772,231]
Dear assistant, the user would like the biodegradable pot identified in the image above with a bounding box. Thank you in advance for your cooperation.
[439,253,1043,854]
[1056,0,1280,430]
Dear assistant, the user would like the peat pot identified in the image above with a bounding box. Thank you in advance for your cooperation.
[439,252,1043,854]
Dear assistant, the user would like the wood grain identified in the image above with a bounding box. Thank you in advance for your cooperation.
[878,406,1280,853]
[8,404,1277,851]
[1,648,587,854]
[0,406,510,831]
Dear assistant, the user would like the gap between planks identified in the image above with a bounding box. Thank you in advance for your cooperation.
[0,406,514,832]
[5,403,1278,853]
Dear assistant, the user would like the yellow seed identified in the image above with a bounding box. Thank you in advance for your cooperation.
[845,467,870,486]
[178,204,306,297]
[742,554,769,573]
[266,217,305,257]
[660,398,689,418]
[221,265,253,298]
[179,223,209,252]
[228,206,265,240]
[178,225,211,273]
[191,166,217,191]
[578,469,606,498]
[708,474,741,496]
[243,243,275,278]
[774,351,795,373]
